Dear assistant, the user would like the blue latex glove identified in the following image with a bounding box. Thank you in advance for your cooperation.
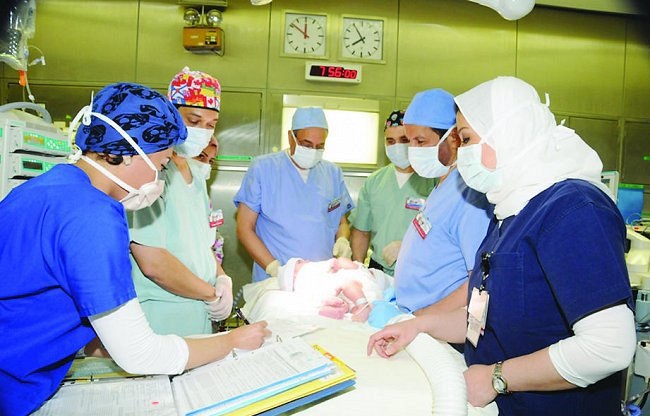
[368,300,402,329]
[383,286,396,302]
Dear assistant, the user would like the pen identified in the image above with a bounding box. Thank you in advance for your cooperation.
[234,307,250,325]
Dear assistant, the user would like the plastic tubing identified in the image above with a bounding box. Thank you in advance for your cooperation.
[0,101,52,123]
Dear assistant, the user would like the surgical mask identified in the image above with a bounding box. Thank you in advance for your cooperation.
[68,103,165,211]
[175,127,213,158]
[385,143,410,169]
[290,134,324,169]
[457,141,503,193]
[407,127,454,178]
[188,158,212,181]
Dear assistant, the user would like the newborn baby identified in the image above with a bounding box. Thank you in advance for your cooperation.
[278,257,391,322]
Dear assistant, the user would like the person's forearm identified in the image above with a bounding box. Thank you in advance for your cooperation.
[416,307,468,344]
[237,226,275,269]
[350,228,370,263]
[131,244,216,301]
[184,336,236,368]
[504,348,575,391]
[414,280,469,317]
[336,216,351,240]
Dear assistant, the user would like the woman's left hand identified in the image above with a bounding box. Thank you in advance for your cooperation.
[464,364,498,408]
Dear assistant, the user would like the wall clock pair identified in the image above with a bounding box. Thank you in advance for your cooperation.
[283,13,384,62]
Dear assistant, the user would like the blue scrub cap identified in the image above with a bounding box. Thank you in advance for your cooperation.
[291,107,328,131]
[75,82,187,155]
[404,88,456,130]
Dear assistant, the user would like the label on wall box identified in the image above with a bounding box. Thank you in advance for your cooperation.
[305,62,362,83]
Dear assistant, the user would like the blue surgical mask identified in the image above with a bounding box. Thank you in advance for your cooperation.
[175,127,213,158]
[385,143,410,169]
[457,142,503,193]
[290,134,323,169]
[407,127,454,178]
[188,158,212,181]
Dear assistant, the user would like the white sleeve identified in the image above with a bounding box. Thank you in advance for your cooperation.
[89,299,189,375]
[549,304,636,387]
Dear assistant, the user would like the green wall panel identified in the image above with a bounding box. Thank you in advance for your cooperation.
[266,0,399,97]
[27,0,138,83]
[624,20,650,119]
[397,0,517,100]
[517,7,626,117]
[136,0,271,89]
[566,116,620,171]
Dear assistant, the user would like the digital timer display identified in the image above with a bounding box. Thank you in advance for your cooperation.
[309,65,358,80]
[305,62,362,83]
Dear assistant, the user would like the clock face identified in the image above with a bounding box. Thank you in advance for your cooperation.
[341,17,383,61]
[284,13,327,56]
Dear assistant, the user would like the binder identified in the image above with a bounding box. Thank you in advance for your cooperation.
[173,338,356,416]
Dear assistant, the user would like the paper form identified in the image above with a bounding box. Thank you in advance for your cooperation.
[32,375,176,416]
[172,337,334,416]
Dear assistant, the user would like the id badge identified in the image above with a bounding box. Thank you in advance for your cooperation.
[466,287,489,347]
[328,197,341,212]
[412,212,431,239]
[405,197,425,211]
[209,209,224,228]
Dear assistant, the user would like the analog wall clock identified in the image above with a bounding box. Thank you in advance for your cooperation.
[341,17,384,61]
[284,12,327,57]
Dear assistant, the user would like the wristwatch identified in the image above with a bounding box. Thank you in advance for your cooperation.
[492,361,510,395]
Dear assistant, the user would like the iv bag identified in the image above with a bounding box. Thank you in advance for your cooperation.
[0,0,36,71]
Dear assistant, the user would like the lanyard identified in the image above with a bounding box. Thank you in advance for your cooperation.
[478,251,492,293]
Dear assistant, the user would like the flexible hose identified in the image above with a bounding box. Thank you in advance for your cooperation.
[0,101,52,123]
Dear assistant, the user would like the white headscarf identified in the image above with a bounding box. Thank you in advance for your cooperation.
[455,76,612,220]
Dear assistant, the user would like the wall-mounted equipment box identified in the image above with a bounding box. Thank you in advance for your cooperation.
[183,26,224,55]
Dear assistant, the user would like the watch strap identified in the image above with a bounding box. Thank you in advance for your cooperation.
[492,361,510,395]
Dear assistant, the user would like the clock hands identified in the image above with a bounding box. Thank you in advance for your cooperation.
[290,22,309,39]
[352,23,366,45]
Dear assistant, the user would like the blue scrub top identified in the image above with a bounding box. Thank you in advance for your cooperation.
[464,179,633,416]
[234,151,353,282]
[395,169,492,312]
[0,164,136,416]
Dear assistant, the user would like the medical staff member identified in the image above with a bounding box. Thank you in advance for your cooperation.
[349,110,436,275]
[129,67,233,336]
[394,88,492,315]
[0,83,269,416]
[368,77,635,415]
[234,107,354,282]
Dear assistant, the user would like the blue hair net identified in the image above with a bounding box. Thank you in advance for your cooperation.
[75,82,187,155]
[404,88,456,130]
[292,107,328,131]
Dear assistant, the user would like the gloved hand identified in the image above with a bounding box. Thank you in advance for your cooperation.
[332,237,352,259]
[204,275,233,321]
[368,300,402,329]
[381,240,402,266]
[265,259,280,278]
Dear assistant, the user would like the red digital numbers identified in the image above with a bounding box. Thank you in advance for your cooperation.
[312,65,357,79]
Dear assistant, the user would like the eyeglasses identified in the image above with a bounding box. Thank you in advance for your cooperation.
[296,138,325,150]
[478,251,492,292]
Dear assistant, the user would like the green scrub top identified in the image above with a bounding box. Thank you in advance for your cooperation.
[349,164,436,275]
[128,159,217,336]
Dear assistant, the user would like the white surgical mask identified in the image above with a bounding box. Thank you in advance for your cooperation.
[175,127,213,158]
[407,126,454,178]
[68,104,165,211]
[457,142,503,193]
[188,158,212,181]
[290,134,323,169]
[385,143,410,169]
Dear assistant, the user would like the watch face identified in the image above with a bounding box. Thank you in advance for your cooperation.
[284,13,327,56]
[492,377,507,394]
[341,18,383,60]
